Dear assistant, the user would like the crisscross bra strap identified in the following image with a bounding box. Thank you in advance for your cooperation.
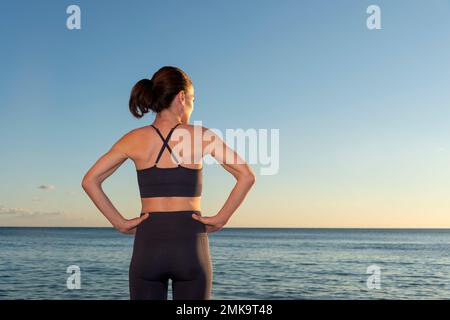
[151,123,181,164]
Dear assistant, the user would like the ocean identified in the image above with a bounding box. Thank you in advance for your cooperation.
[0,228,449,300]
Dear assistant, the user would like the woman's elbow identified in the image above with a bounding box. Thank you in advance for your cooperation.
[81,174,97,190]
[249,173,256,185]
[241,172,256,186]
[81,176,90,191]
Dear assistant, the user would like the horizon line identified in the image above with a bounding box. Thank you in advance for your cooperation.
[0,226,449,230]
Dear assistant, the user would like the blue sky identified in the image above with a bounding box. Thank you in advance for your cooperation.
[1,0,450,227]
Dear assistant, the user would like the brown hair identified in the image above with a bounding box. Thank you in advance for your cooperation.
[129,66,193,118]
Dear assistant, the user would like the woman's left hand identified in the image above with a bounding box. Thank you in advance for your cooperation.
[191,213,228,233]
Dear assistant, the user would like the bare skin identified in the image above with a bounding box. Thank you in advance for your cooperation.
[82,85,256,234]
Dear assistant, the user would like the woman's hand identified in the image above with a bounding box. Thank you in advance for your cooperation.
[116,213,150,234]
[191,213,228,233]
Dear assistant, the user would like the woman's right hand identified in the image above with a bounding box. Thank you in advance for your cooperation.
[116,213,150,234]
[191,213,228,233]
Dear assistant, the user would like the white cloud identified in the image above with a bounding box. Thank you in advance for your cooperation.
[37,185,55,190]
[0,205,63,218]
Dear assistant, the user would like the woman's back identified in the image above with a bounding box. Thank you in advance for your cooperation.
[131,122,203,213]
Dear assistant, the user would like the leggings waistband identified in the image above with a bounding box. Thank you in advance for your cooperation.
[140,210,201,216]
[136,210,206,238]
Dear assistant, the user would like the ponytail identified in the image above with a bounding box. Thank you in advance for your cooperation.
[129,79,154,118]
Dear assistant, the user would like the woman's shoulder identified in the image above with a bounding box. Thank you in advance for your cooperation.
[113,125,155,150]
[121,125,150,139]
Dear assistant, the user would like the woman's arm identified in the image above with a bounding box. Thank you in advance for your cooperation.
[191,126,256,232]
[81,132,149,234]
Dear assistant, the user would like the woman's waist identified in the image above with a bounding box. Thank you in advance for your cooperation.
[140,196,201,213]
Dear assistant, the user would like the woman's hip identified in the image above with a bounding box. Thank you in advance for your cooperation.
[135,210,207,240]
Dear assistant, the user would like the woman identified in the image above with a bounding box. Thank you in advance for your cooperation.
[81,66,256,300]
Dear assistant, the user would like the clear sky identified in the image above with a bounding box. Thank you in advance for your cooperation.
[1,0,449,228]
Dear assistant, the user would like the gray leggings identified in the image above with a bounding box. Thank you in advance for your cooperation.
[129,210,212,300]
